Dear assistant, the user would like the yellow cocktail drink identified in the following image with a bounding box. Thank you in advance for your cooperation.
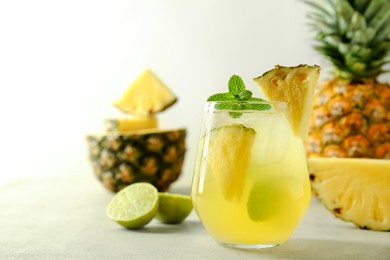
[191,101,311,248]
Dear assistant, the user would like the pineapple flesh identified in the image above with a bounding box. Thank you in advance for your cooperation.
[113,70,177,115]
[207,124,256,201]
[105,117,158,133]
[304,0,390,158]
[308,157,390,231]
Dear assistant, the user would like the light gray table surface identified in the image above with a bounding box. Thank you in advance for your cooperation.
[1,174,389,260]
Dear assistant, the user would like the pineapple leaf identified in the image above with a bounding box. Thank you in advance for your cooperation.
[370,59,390,69]
[370,44,390,62]
[349,12,367,32]
[323,35,343,48]
[373,21,390,42]
[303,0,390,80]
[336,1,355,34]
[303,0,333,18]
[353,0,370,14]
[360,27,377,43]
[338,70,353,79]
[304,0,390,80]
[352,45,372,59]
[364,0,384,23]
[345,58,366,72]
[338,42,349,55]
[350,30,369,45]
[307,13,335,32]
[314,45,344,65]
[368,3,390,30]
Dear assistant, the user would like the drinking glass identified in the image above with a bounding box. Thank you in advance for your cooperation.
[191,101,311,249]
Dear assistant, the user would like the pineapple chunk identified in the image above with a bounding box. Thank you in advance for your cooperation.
[254,65,320,139]
[207,124,255,201]
[114,70,177,115]
[308,157,390,231]
[105,117,158,133]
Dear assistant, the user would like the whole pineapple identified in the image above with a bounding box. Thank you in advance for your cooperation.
[304,0,390,159]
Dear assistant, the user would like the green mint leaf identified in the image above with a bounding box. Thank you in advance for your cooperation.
[239,90,253,100]
[228,75,245,96]
[207,75,271,118]
[207,92,234,101]
[215,101,271,113]
[214,101,238,110]
[248,97,266,102]
[229,112,243,118]
[214,101,243,118]
[245,103,271,111]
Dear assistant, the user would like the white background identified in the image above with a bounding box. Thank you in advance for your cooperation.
[1,0,388,186]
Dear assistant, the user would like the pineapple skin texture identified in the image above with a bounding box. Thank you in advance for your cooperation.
[306,78,390,159]
[86,129,186,192]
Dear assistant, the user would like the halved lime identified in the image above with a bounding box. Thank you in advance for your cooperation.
[155,193,192,224]
[107,182,159,229]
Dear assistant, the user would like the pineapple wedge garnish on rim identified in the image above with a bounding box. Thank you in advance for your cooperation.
[254,64,320,139]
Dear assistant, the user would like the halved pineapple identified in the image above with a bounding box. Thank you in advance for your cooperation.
[207,124,255,201]
[87,69,184,193]
[308,157,390,231]
[113,70,177,115]
[86,128,186,192]
[254,65,320,139]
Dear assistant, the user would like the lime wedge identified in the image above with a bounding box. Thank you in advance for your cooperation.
[155,193,193,224]
[107,182,159,229]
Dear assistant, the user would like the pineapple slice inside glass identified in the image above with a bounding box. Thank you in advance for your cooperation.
[207,124,255,201]
[113,70,177,115]
[254,65,320,139]
[308,157,390,231]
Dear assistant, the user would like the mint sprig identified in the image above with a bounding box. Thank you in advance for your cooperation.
[228,75,245,96]
[207,75,271,118]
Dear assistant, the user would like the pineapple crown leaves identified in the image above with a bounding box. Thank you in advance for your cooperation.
[207,75,270,118]
[303,0,390,80]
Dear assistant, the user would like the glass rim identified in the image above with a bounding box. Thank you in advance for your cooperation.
[205,100,287,105]
[204,100,288,112]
